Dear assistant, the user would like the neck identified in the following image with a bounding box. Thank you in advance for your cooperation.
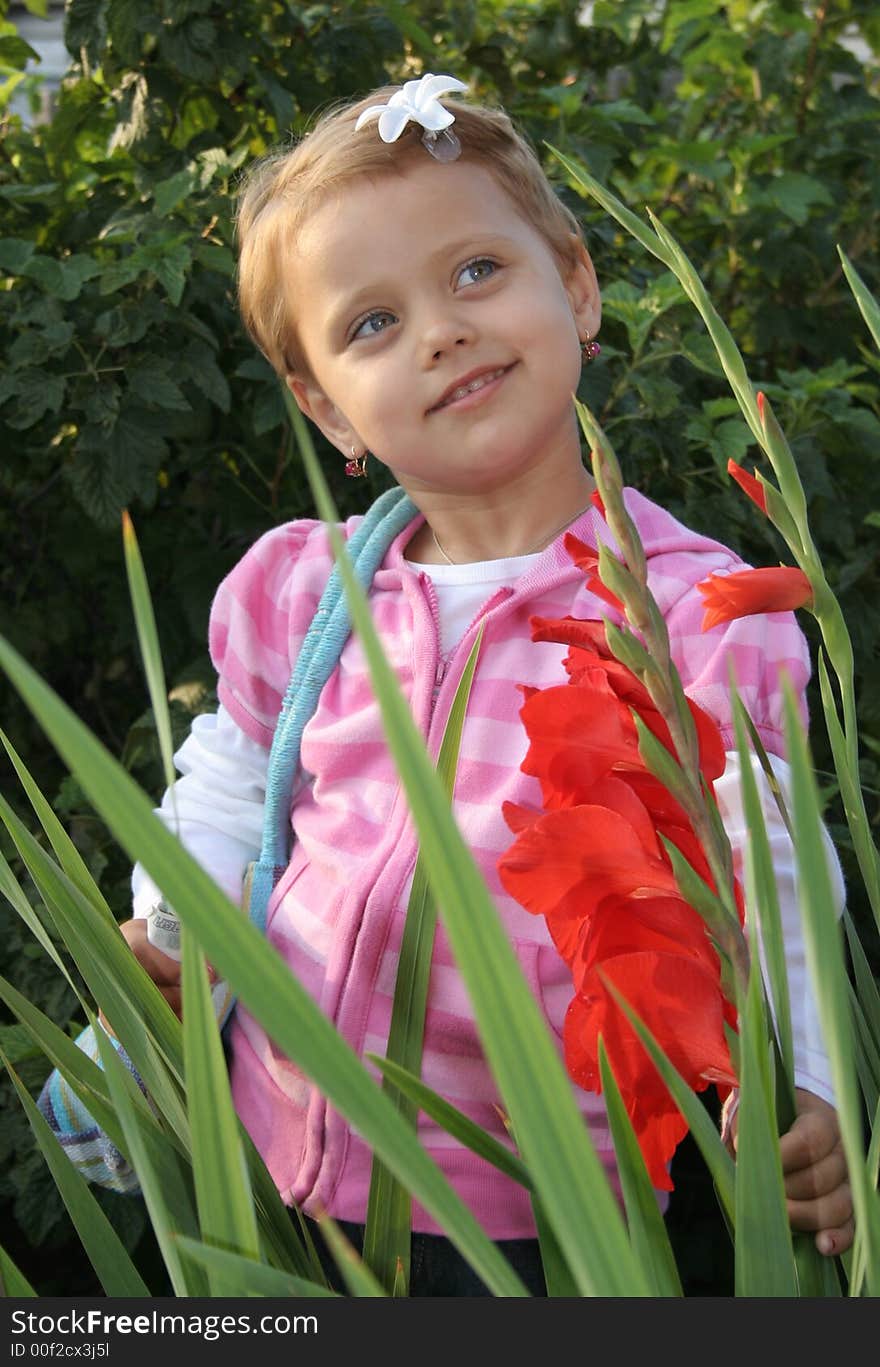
[407,468,597,566]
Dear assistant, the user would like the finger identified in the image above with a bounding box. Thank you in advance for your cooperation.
[787,1182,853,1236]
[779,1113,838,1173]
[815,1217,855,1259]
[783,1144,848,1201]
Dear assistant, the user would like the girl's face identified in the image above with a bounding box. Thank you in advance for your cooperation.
[287,158,600,499]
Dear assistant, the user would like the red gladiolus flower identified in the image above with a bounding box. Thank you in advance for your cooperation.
[727,458,767,514]
[497,536,743,1189]
[697,566,813,631]
[590,486,606,518]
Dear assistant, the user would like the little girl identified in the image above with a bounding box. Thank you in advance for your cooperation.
[117,76,851,1290]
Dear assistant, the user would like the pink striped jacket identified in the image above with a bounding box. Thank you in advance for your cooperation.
[208,490,809,1238]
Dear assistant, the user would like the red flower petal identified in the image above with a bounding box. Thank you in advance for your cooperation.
[498,805,680,961]
[563,533,624,612]
[727,459,767,515]
[564,953,737,1188]
[696,566,813,631]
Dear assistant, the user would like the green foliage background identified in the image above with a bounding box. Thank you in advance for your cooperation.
[1,0,878,1295]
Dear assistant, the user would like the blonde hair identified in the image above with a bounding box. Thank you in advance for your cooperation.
[235,86,585,377]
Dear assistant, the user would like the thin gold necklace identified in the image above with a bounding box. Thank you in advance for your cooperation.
[431,500,594,566]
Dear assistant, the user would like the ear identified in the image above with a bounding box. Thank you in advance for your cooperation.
[285,373,362,456]
[564,236,602,340]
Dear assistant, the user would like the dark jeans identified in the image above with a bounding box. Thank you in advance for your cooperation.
[303,1217,548,1297]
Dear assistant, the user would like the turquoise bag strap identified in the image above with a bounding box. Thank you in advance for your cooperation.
[245,487,418,931]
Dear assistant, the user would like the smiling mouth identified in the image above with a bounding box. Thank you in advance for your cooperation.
[429,365,513,413]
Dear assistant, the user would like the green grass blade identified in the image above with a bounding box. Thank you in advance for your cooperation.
[844,908,880,1052]
[317,1216,388,1297]
[0,633,527,1297]
[0,842,83,1000]
[121,511,177,795]
[733,951,797,1296]
[286,397,650,1296]
[731,690,795,1100]
[734,709,794,841]
[0,972,141,1151]
[368,1054,532,1189]
[547,145,677,273]
[530,1198,579,1296]
[817,652,880,931]
[174,1237,338,1297]
[0,1243,37,1296]
[782,680,880,1294]
[94,1023,205,1297]
[245,1164,326,1281]
[0,799,189,1138]
[597,1040,683,1296]
[848,1093,880,1297]
[181,926,260,1294]
[363,629,483,1294]
[848,982,880,1120]
[838,247,880,351]
[1,727,116,925]
[2,1049,151,1297]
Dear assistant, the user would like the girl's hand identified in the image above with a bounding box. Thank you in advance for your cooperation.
[728,1087,853,1256]
[103,917,183,1024]
[780,1089,854,1257]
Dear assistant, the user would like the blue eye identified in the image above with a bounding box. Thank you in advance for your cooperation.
[457,258,497,287]
[351,310,396,341]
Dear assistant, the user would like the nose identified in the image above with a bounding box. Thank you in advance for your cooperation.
[420,310,475,365]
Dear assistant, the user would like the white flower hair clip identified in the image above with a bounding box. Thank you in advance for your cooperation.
[354,73,469,163]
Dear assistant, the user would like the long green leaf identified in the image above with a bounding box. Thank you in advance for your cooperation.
[848,1093,880,1297]
[0,727,117,926]
[598,1040,683,1297]
[0,1243,37,1297]
[732,950,797,1296]
[530,1199,579,1297]
[817,652,880,930]
[844,909,880,1055]
[363,629,483,1294]
[0,632,527,1298]
[2,1050,151,1297]
[0,972,144,1154]
[175,1237,338,1297]
[122,511,177,795]
[368,1054,532,1189]
[731,690,795,1100]
[782,680,880,1294]
[123,510,309,1284]
[317,1217,388,1298]
[181,927,260,1294]
[849,983,880,1119]
[286,398,651,1296]
[94,1024,205,1297]
[0,842,83,999]
[0,798,190,1140]
[838,247,880,351]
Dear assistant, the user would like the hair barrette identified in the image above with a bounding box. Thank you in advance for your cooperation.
[354,73,469,163]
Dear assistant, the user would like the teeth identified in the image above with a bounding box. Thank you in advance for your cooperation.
[444,369,504,405]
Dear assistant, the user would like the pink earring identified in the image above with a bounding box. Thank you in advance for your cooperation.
[345,447,368,478]
[581,332,601,363]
